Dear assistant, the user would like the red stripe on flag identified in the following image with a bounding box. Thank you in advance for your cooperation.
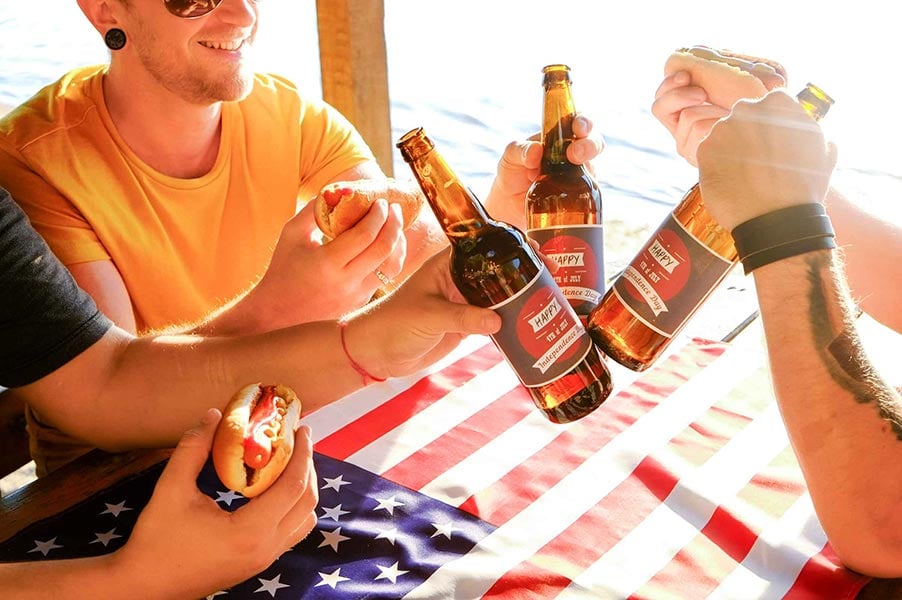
[737,445,807,515]
[382,385,535,491]
[314,341,501,459]
[784,543,870,600]
[668,403,750,467]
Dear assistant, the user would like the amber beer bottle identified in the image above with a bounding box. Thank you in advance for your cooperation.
[586,83,834,371]
[397,127,613,423]
[527,64,605,321]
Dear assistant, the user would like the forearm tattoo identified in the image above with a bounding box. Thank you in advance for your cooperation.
[806,253,902,440]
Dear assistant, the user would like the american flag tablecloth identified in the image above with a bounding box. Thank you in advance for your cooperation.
[0,327,871,599]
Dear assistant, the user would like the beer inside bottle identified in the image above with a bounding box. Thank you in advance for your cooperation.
[397,127,613,423]
[526,64,605,320]
[586,83,834,371]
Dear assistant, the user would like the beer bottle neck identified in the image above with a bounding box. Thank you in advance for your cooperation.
[397,129,491,239]
[540,82,578,170]
[796,83,834,122]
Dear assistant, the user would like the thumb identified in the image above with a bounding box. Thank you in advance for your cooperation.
[289,200,322,241]
[157,408,221,490]
[437,302,501,337]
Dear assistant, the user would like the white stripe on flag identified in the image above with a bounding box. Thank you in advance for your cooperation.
[405,336,762,599]
[558,400,788,598]
[708,493,828,600]
[349,361,520,474]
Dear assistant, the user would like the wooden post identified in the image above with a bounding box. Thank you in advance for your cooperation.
[316,0,393,176]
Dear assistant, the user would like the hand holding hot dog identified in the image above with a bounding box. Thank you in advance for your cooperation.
[115,409,318,598]
[314,178,424,239]
[652,45,788,166]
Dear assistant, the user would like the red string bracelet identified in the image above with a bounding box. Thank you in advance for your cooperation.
[338,320,386,385]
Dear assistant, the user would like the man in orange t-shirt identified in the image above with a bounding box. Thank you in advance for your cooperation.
[0,0,601,473]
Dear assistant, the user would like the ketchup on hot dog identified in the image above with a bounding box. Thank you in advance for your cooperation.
[243,386,285,470]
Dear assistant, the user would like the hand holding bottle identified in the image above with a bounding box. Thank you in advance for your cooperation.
[341,248,503,380]
[697,91,837,230]
[587,83,832,371]
[526,64,606,320]
[485,115,603,230]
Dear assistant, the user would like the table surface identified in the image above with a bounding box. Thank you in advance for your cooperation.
[2,269,899,598]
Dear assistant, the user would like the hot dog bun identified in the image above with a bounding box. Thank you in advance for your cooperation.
[664,46,787,109]
[314,179,424,239]
[212,383,302,498]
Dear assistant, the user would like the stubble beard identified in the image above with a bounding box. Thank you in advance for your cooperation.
[136,40,255,105]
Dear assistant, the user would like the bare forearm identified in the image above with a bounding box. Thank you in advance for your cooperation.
[23,322,363,450]
[0,554,131,600]
[755,249,902,576]
[825,187,902,332]
[0,550,220,599]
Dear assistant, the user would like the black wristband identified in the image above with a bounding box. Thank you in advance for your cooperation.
[730,203,836,274]
[738,235,836,273]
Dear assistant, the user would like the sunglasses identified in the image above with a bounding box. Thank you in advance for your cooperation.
[164,0,259,19]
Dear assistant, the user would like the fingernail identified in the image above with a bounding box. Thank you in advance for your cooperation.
[571,145,585,163]
[202,408,219,425]
[484,312,502,333]
[574,116,588,131]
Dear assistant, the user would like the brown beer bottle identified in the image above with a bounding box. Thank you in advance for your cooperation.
[527,64,605,321]
[397,127,613,423]
[586,83,834,371]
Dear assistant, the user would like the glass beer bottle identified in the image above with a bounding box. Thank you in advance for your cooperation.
[526,64,605,321]
[397,127,613,423]
[586,83,834,371]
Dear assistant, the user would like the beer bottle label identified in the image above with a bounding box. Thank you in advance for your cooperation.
[490,266,594,388]
[612,214,733,337]
[527,225,605,315]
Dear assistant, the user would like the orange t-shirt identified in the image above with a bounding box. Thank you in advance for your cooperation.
[0,66,374,332]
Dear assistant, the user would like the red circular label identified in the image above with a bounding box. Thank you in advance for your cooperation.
[626,228,691,303]
[539,234,599,291]
[515,286,580,363]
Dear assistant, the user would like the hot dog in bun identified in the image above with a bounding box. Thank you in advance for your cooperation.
[212,383,302,497]
[314,179,424,239]
[664,45,787,108]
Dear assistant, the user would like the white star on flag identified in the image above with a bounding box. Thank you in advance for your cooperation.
[254,574,290,597]
[374,527,398,545]
[375,561,409,584]
[320,503,350,521]
[90,529,122,547]
[373,494,404,515]
[321,474,351,492]
[100,501,132,517]
[430,520,458,540]
[315,568,350,589]
[318,527,350,552]
[215,490,243,506]
[29,537,63,556]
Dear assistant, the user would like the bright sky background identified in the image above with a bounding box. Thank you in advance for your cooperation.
[1,1,898,219]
